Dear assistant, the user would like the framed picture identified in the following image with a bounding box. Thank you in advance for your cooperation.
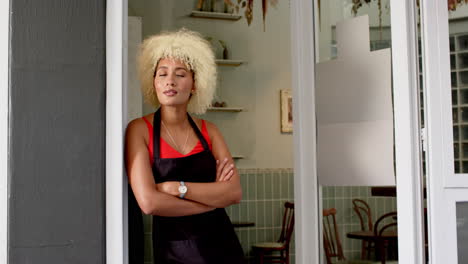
[280,89,293,133]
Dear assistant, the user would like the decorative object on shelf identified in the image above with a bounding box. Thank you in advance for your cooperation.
[231,0,279,31]
[280,89,293,133]
[212,101,227,107]
[205,37,232,60]
[447,0,468,11]
[194,0,280,31]
[197,0,234,12]
[218,40,229,60]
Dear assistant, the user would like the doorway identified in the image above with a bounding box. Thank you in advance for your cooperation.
[106,0,427,264]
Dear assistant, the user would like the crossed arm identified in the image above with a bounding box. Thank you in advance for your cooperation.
[125,118,242,217]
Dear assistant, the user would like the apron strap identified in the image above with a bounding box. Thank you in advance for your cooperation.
[152,108,210,161]
[153,109,161,161]
[187,114,210,151]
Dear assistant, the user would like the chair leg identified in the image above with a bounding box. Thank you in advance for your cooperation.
[379,241,387,264]
[285,249,290,264]
[361,241,367,259]
[258,250,264,264]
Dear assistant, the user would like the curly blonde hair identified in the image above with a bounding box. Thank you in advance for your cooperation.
[137,28,217,114]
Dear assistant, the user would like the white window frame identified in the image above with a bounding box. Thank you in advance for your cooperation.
[0,1,10,263]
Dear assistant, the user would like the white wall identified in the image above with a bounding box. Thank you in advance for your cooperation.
[128,0,293,169]
[318,0,468,61]
[318,0,391,62]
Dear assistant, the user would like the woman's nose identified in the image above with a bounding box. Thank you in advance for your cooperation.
[166,75,176,86]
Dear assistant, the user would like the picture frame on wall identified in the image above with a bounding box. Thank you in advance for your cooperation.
[280,89,293,133]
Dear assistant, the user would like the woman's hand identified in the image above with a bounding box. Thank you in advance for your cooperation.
[216,158,234,182]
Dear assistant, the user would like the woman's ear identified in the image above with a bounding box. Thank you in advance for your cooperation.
[191,83,196,95]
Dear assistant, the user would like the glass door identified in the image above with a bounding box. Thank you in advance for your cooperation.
[315,0,425,263]
[292,0,425,263]
[421,0,468,263]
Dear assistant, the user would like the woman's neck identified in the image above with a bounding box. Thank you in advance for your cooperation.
[160,106,189,127]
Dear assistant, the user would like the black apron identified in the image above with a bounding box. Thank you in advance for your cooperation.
[132,109,245,264]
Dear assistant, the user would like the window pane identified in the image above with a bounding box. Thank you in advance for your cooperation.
[457,202,468,262]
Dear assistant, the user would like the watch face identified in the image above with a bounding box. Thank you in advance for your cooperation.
[179,185,187,194]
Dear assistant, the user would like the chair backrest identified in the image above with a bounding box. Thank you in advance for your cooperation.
[278,202,295,246]
[323,208,345,264]
[373,211,397,237]
[352,199,373,231]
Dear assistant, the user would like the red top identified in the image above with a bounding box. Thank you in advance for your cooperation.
[142,116,212,163]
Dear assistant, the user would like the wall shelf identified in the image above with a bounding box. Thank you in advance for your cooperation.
[189,10,241,21]
[215,59,244,66]
[207,107,243,112]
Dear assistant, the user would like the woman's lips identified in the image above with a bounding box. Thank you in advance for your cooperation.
[163,89,178,96]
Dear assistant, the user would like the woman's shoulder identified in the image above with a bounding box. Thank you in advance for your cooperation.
[127,114,153,128]
[125,114,153,141]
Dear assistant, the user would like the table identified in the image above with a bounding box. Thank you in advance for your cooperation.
[231,221,255,228]
[371,186,426,198]
[347,230,397,241]
[347,230,398,261]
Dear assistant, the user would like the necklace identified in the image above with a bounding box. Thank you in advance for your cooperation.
[161,121,190,154]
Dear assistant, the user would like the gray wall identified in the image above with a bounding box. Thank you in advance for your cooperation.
[9,0,106,263]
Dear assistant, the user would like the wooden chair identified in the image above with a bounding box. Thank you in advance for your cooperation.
[323,208,379,264]
[323,208,346,264]
[352,199,374,259]
[373,212,398,264]
[252,202,294,264]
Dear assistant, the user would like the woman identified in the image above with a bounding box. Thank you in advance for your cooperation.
[125,28,246,264]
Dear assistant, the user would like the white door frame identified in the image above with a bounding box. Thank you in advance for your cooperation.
[291,0,320,262]
[391,0,426,263]
[421,0,468,263]
[106,0,128,264]
[105,0,323,262]
[106,0,426,263]
[0,1,10,263]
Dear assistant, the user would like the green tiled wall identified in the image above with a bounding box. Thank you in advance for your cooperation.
[142,168,295,264]
[228,168,295,264]
[322,186,397,260]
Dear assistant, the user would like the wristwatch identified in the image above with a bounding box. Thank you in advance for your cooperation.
[178,181,187,199]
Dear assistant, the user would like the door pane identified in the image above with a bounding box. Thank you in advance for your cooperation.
[317,1,398,263]
[457,202,468,262]
[449,5,468,173]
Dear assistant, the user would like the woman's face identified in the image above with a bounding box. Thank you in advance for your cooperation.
[154,58,195,108]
